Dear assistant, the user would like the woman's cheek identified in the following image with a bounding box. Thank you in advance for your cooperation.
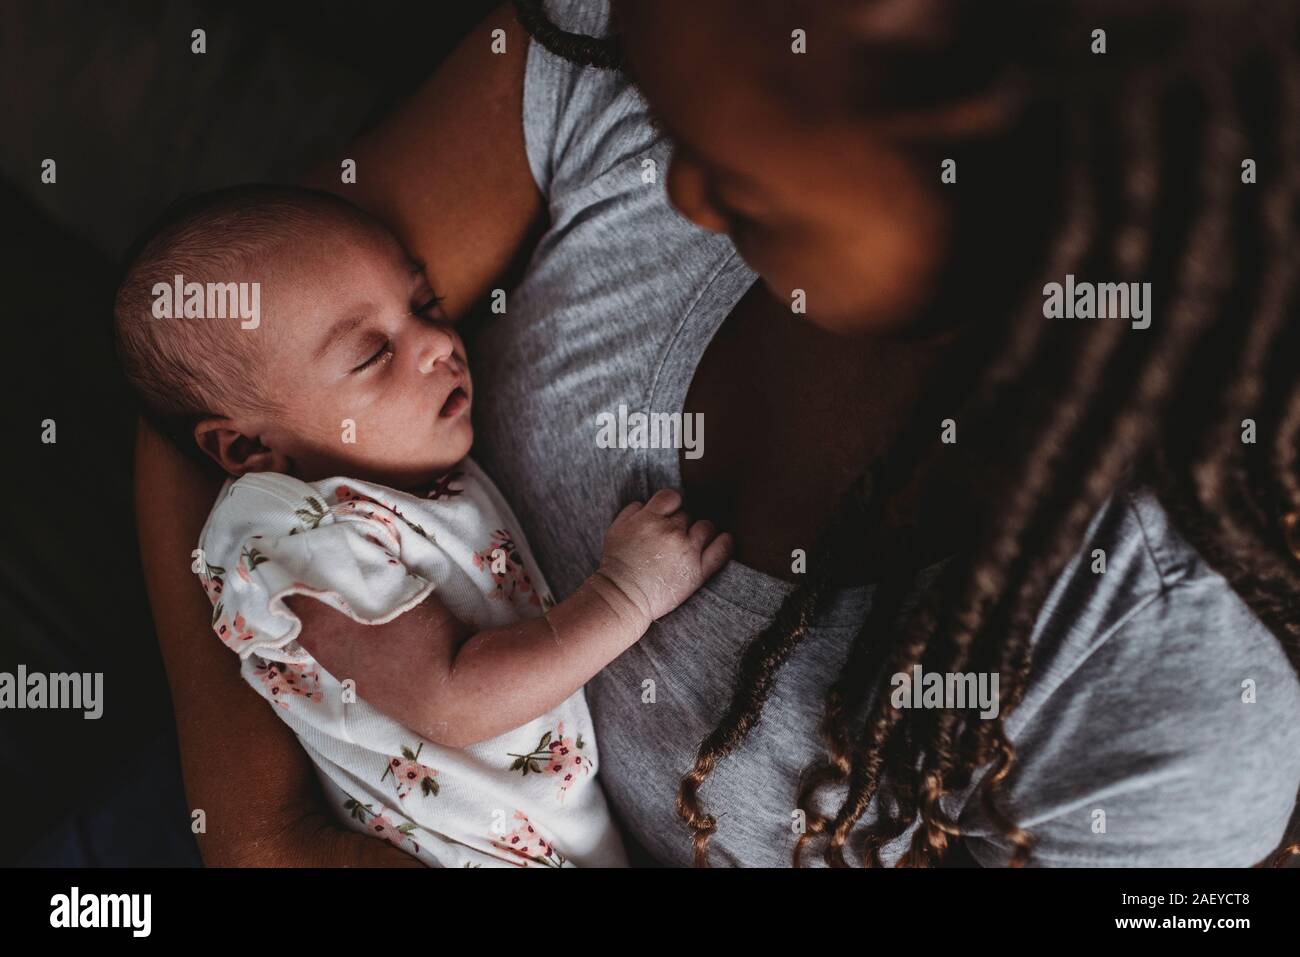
[840,192,948,330]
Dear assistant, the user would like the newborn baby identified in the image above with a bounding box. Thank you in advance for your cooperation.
[113,185,731,867]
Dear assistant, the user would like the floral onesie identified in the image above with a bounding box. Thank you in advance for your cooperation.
[195,458,627,868]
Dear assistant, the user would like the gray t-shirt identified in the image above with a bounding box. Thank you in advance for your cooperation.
[469,0,1300,866]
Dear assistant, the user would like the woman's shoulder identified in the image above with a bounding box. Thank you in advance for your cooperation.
[986,485,1300,865]
[1031,483,1285,656]
[533,0,612,35]
[1029,484,1297,712]
[521,0,653,202]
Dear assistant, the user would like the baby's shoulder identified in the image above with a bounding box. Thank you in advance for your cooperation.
[198,459,515,557]
[343,458,516,528]
[199,471,333,547]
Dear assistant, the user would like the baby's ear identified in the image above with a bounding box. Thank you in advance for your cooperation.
[194,417,291,476]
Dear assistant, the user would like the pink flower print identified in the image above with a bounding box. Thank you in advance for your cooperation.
[202,574,224,605]
[212,609,256,651]
[254,661,293,705]
[334,500,401,549]
[381,744,440,800]
[492,811,566,868]
[473,530,540,607]
[277,661,322,700]
[334,485,434,541]
[254,660,322,707]
[335,484,385,508]
[369,511,400,540]
[545,724,592,799]
[343,799,422,854]
[369,814,405,846]
[508,723,591,800]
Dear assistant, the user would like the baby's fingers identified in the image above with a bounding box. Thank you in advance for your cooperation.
[688,519,716,549]
[700,531,734,579]
[666,510,690,533]
[645,488,683,516]
[612,500,643,524]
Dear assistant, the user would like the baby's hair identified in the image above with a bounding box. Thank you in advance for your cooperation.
[113,184,368,467]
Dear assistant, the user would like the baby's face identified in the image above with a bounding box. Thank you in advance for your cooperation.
[250,217,473,489]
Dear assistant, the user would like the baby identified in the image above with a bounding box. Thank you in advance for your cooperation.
[114,185,732,867]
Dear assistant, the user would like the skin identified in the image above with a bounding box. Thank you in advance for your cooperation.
[289,488,728,749]
[193,212,475,488]
[620,3,950,332]
[189,208,729,749]
[135,4,543,867]
[134,0,976,865]
[615,0,972,581]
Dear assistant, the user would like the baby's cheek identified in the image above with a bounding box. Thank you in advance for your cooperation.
[431,418,475,467]
[355,418,419,461]
[288,396,350,442]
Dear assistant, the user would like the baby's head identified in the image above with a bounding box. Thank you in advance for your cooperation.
[114,185,472,489]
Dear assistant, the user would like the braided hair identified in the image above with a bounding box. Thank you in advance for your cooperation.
[514,0,1300,867]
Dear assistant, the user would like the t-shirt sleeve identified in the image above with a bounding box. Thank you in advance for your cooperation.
[196,474,436,664]
[521,0,652,203]
[957,582,1300,867]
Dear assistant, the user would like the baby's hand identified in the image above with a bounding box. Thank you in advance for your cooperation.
[597,489,732,622]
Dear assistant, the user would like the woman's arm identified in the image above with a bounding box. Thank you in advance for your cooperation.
[136,421,420,866]
[304,2,544,322]
[136,2,543,867]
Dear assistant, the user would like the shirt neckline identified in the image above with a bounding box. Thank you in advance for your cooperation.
[641,249,874,626]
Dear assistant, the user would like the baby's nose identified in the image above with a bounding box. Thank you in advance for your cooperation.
[416,327,456,374]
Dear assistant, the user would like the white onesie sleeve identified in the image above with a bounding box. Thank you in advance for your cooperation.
[196,471,438,665]
[190,462,624,868]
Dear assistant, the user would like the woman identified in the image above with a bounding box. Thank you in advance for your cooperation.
[135,0,1300,866]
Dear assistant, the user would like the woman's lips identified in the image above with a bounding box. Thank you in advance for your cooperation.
[439,385,469,418]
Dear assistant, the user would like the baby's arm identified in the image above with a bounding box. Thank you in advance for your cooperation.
[287,490,730,748]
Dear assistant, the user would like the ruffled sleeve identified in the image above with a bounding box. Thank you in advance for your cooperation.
[195,472,438,664]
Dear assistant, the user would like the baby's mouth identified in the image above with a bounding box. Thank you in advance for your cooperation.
[439,385,469,418]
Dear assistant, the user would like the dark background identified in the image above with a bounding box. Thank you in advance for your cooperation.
[0,0,499,865]
[5,1,1296,870]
